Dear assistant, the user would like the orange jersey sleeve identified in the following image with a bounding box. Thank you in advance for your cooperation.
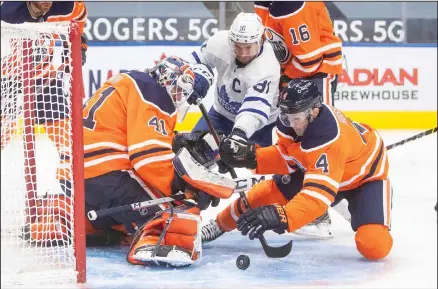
[262,2,343,78]
[83,71,178,197]
[257,105,389,232]
[47,1,88,33]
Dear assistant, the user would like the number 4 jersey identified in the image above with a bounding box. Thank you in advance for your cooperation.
[255,104,389,231]
[83,71,177,196]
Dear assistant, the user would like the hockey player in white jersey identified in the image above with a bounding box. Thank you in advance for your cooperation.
[189,12,280,148]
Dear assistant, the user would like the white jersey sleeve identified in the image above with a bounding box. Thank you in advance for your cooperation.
[233,44,280,137]
[187,31,228,69]
[188,31,281,139]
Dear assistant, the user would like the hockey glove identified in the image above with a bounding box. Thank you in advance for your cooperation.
[171,174,220,211]
[237,204,289,240]
[81,34,88,66]
[172,130,219,169]
[196,191,220,211]
[187,63,214,104]
[219,128,257,169]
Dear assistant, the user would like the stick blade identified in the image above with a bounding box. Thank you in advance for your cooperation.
[260,238,293,258]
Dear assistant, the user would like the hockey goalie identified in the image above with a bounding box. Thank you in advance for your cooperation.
[22,56,239,268]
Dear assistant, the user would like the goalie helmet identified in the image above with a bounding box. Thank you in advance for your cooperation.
[148,56,195,109]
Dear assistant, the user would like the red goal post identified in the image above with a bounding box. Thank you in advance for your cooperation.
[1,21,86,285]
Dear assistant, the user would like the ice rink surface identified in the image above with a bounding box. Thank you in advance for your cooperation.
[2,130,437,289]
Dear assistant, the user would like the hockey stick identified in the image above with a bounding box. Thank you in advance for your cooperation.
[87,192,193,221]
[196,98,292,258]
[385,127,437,151]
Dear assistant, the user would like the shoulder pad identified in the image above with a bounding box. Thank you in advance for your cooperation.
[269,1,305,18]
[125,71,176,116]
[301,106,339,150]
[254,1,272,9]
[0,2,28,23]
[50,1,75,16]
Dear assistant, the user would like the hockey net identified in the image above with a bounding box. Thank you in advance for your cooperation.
[1,21,85,285]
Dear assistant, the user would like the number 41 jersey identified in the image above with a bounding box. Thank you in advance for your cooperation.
[83,71,177,196]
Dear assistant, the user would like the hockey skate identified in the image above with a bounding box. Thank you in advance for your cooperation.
[293,211,333,240]
[201,219,225,244]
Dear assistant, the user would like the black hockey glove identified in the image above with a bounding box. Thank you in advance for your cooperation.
[219,128,257,170]
[81,34,88,66]
[172,130,219,168]
[171,172,220,211]
[237,204,289,240]
[196,191,220,211]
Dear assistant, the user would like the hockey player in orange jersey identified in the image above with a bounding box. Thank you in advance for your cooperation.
[24,57,233,268]
[254,1,344,238]
[254,1,342,105]
[202,79,393,261]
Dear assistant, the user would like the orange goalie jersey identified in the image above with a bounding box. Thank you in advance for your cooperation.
[255,104,389,231]
[83,71,178,197]
[254,1,343,79]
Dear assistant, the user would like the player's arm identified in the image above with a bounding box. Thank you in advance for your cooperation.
[123,77,176,197]
[233,71,280,139]
[47,1,88,33]
[187,31,227,70]
[270,2,342,76]
[283,146,345,232]
[1,2,15,22]
[218,130,294,175]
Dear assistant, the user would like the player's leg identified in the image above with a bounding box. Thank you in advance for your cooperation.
[127,205,202,267]
[202,172,302,243]
[347,179,393,260]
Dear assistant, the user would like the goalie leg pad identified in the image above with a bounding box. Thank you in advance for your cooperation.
[127,207,201,267]
[22,194,72,246]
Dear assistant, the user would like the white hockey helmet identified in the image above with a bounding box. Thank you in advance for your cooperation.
[229,12,264,64]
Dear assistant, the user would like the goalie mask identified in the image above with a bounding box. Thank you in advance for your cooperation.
[149,57,195,109]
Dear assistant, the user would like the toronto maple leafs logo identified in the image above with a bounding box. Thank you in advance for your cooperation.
[217,85,242,115]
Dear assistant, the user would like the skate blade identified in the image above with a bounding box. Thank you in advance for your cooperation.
[292,225,334,240]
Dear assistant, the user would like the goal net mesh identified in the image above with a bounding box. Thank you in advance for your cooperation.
[1,21,83,286]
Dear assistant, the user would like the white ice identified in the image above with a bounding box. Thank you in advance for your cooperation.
[1,130,437,289]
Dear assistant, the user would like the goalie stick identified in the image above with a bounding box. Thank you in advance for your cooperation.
[87,192,194,221]
[196,97,293,259]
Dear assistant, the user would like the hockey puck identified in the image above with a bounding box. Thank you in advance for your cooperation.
[236,254,250,270]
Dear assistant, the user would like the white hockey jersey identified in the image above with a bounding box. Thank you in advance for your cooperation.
[189,31,280,138]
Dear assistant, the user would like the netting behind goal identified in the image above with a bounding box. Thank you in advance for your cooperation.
[1,21,85,285]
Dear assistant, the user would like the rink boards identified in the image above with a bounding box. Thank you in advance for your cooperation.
[81,43,437,131]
